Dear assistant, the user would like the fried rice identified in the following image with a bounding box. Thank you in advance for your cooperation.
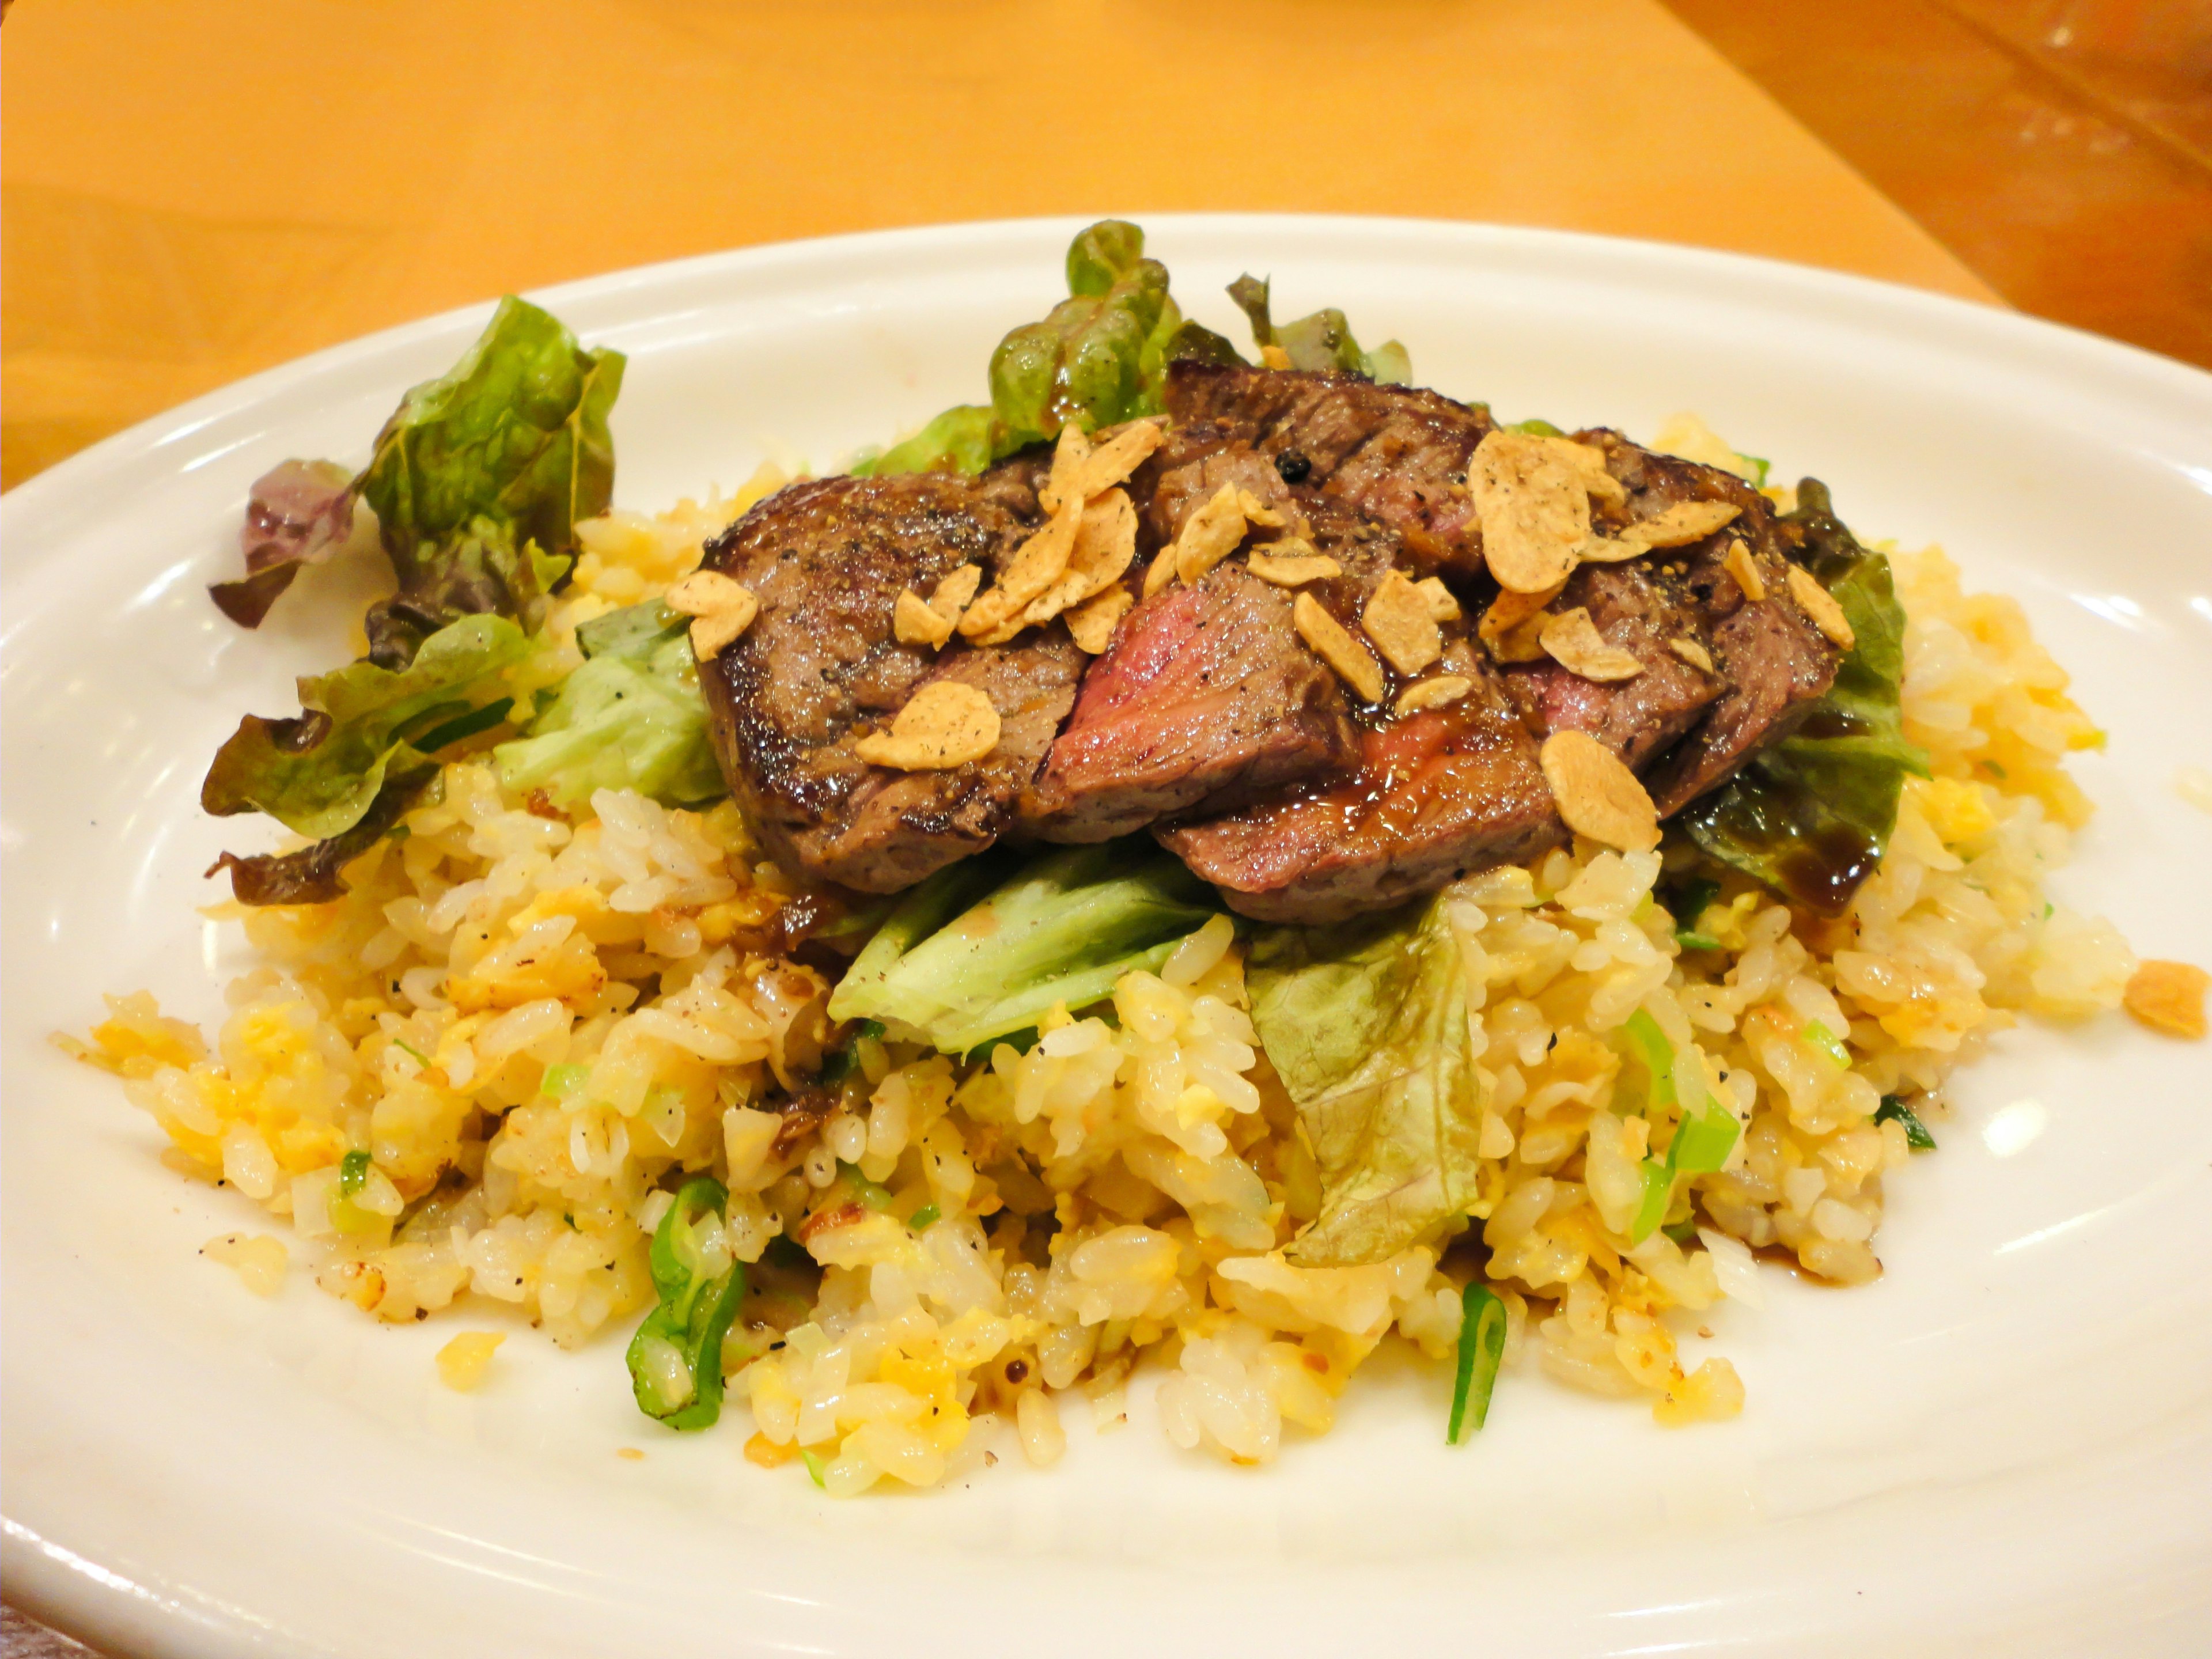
[63,441,2138,1495]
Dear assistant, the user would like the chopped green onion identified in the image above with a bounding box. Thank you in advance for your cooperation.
[1662,1218,1700,1245]
[540,1062,588,1099]
[338,1149,371,1197]
[1984,760,2008,780]
[2043,901,2055,920]
[1804,1020,1851,1069]
[907,1201,942,1232]
[839,1163,894,1213]
[624,1176,744,1431]
[1622,1009,1677,1111]
[1673,931,1722,953]
[391,1038,430,1067]
[800,1449,828,1488]
[1875,1094,1937,1150]
[1447,1283,1507,1444]
[855,1019,887,1041]
[1631,1160,1675,1244]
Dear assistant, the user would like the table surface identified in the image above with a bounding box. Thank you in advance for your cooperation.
[0,2,2184,1655]
[1,0,2002,494]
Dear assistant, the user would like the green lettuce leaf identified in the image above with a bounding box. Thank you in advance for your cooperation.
[358,295,622,666]
[862,221,1189,478]
[1674,480,1930,914]
[1226,274,1410,385]
[203,614,529,840]
[494,600,723,810]
[1248,893,1484,1267]
[826,843,1221,1055]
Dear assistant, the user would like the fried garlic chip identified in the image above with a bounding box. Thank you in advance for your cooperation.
[1037,421,1093,515]
[1067,419,1164,506]
[1624,499,1741,548]
[852,680,1001,771]
[961,503,1080,638]
[1362,569,1444,676]
[1413,576,1463,623]
[666,570,760,659]
[930,562,983,620]
[1471,429,1592,593]
[1293,592,1385,703]
[1395,674,1472,715]
[1478,581,1565,664]
[1785,564,1855,649]
[1066,586,1132,654]
[1174,483,1252,586]
[1722,539,1766,603]
[1026,489,1137,623]
[1538,607,1645,682]
[894,588,956,648]
[1247,543,1343,587]
[1540,729,1660,851]
[1670,635,1715,673]
[1541,436,1627,507]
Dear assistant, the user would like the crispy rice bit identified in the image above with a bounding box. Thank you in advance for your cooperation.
[1395,675,1472,715]
[1470,430,1591,593]
[1293,592,1385,703]
[1478,581,1565,664]
[1413,576,1463,623]
[1785,564,1856,649]
[1542,437,1627,507]
[666,570,760,659]
[1541,730,1660,850]
[852,681,1002,770]
[1174,484,1252,586]
[1539,607,1645,681]
[2124,960,2209,1039]
[1066,586,1132,654]
[1247,541,1343,587]
[1362,570,1444,676]
[1037,420,1093,515]
[1722,539,1766,603]
[1670,635,1715,673]
[1626,500,1741,548]
[894,588,956,648]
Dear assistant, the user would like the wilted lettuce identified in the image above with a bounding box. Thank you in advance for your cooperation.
[1226,274,1411,385]
[1675,480,1929,914]
[495,600,724,810]
[207,296,623,665]
[827,843,1221,1055]
[1248,893,1483,1267]
[203,613,529,841]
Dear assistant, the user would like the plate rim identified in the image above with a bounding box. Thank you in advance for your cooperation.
[6,211,2211,1659]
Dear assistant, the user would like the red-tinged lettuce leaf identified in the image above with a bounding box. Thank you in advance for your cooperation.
[203,614,528,842]
[1675,480,1929,914]
[1249,893,1484,1267]
[209,460,366,627]
[206,763,436,906]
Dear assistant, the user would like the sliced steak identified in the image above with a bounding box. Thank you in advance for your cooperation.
[1162,643,1562,924]
[698,472,1082,892]
[1022,488,1387,842]
[1501,560,1722,771]
[1565,431,1843,815]
[1165,362,1494,576]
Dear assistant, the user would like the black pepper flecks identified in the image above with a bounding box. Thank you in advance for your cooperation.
[1275,449,1312,485]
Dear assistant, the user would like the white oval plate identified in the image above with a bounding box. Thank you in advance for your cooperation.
[6,217,2211,1659]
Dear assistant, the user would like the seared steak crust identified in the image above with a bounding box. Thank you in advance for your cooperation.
[1162,644,1562,924]
[698,472,1082,892]
[1164,362,1494,575]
